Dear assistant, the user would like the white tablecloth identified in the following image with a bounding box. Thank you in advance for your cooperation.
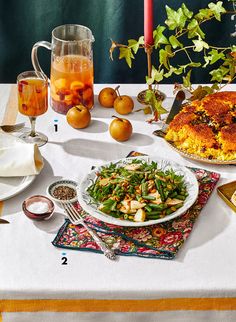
[1,84,236,321]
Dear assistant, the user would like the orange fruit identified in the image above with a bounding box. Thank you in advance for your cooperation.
[114,95,134,115]
[66,105,91,129]
[98,87,117,108]
[109,117,133,141]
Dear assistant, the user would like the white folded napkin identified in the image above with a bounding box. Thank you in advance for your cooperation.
[0,133,44,177]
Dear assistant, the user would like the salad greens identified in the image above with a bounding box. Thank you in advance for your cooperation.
[87,159,188,222]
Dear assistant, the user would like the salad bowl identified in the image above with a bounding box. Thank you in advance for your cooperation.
[77,157,199,227]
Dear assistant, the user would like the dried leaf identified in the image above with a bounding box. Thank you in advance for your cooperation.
[143,106,152,114]
[109,40,117,60]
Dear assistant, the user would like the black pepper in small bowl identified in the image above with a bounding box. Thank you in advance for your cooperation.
[52,185,76,201]
[47,180,78,205]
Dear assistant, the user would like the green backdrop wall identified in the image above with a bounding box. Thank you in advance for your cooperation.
[0,0,235,84]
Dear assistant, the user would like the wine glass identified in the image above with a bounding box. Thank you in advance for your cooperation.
[17,71,48,147]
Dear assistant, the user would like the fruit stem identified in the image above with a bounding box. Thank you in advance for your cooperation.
[114,85,121,99]
[112,115,122,121]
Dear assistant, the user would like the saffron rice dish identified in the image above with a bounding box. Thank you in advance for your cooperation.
[165,91,236,161]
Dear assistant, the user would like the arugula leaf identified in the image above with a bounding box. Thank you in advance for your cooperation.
[101,199,117,213]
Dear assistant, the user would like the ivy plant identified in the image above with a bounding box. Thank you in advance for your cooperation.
[110,1,236,118]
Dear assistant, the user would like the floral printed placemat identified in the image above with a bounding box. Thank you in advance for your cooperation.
[52,153,220,259]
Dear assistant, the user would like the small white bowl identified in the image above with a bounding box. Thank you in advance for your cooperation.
[46,179,78,206]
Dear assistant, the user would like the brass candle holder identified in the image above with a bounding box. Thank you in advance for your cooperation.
[137,45,165,105]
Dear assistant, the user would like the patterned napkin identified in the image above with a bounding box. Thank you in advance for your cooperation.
[52,152,220,259]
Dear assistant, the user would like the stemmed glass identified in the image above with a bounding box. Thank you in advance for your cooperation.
[17,71,48,147]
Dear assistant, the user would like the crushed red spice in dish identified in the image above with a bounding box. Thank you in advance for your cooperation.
[52,185,76,200]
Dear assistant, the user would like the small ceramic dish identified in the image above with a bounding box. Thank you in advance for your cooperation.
[22,195,54,221]
[46,179,78,206]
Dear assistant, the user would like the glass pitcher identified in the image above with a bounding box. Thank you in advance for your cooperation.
[32,24,95,114]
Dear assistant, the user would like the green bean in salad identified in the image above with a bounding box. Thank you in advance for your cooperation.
[87,159,188,222]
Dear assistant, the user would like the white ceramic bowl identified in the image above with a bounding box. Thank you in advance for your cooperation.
[46,179,78,206]
[77,157,199,227]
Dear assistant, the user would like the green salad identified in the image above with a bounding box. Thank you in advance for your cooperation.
[87,159,188,222]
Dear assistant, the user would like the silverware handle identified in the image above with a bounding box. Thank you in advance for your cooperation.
[81,221,116,260]
[153,129,166,138]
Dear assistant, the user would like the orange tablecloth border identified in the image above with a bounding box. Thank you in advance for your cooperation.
[1,298,236,313]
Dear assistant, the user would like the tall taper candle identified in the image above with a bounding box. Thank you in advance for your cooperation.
[144,0,154,46]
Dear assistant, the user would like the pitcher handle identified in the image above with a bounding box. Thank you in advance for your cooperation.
[31,41,52,80]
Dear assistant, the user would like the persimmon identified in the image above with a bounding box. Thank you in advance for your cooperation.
[98,87,117,108]
[113,85,134,115]
[66,105,91,129]
[109,116,133,141]
[114,95,134,115]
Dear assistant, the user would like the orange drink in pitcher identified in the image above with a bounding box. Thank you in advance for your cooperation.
[31,25,94,114]
[50,55,94,114]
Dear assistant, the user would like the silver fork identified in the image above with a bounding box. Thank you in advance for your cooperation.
[0,122,25,133]
[61,202,116,260]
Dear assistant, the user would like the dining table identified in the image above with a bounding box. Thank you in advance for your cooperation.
[0,83,236,322]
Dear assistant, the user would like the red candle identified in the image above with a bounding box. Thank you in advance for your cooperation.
[144,0,154,46]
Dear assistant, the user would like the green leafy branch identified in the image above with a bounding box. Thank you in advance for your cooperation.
[110,1,236,103]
